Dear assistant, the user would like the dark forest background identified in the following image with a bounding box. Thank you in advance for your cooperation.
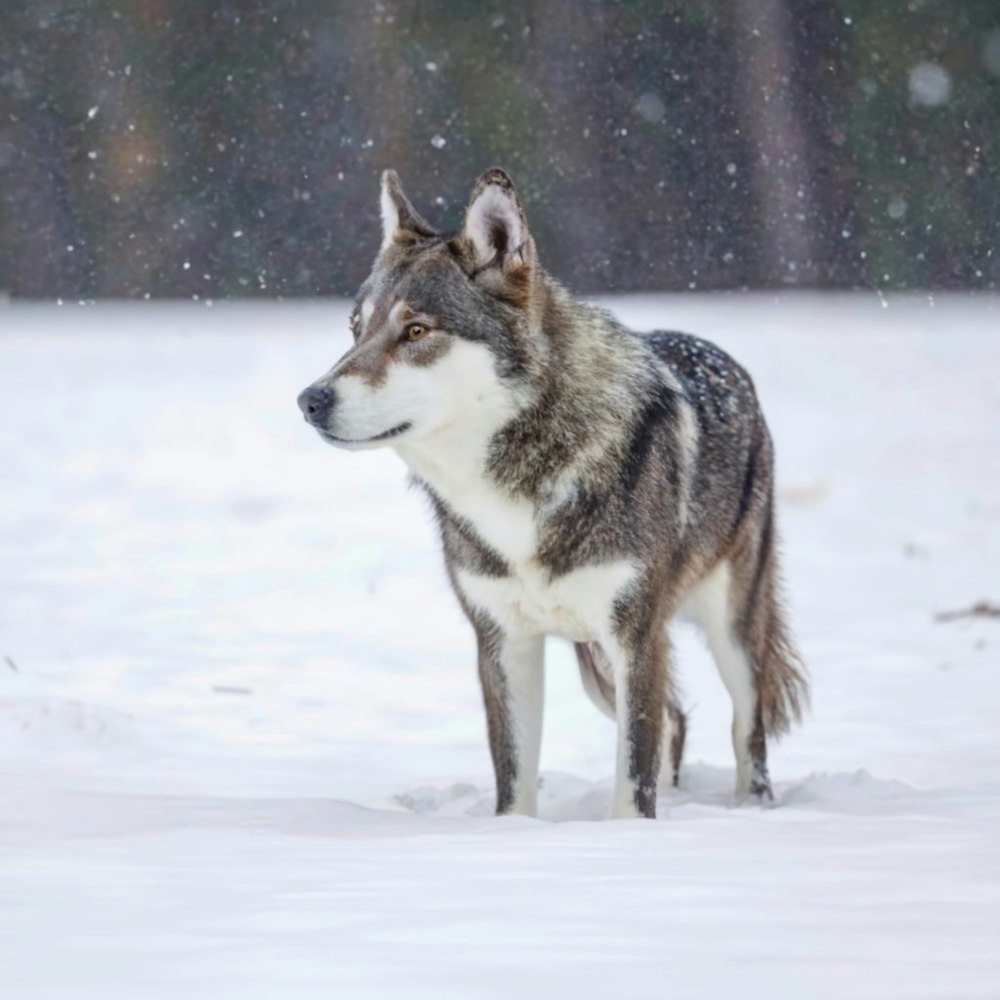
[1,0,998,300]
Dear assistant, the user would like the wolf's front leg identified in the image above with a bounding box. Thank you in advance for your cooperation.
[474,623,545,817]
[606,629,668,819]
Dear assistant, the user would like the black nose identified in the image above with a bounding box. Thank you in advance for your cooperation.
[297,384,336,427]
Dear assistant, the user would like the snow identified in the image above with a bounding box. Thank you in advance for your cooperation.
[908,62,953,108]
[2,294,999,998]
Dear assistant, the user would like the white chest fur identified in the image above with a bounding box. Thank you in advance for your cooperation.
[398,438,635,642]
[398,431,538,563]
[456,558,636,643]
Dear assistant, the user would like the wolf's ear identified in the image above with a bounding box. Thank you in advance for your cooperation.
[460,168,534,281]
[380,170,437,251]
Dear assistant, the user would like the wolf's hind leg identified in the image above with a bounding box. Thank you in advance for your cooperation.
[475,624,545,817]
[575,641,617,720]
[576,640,686,789]
[665,701,687,789]
[689,563,772,801]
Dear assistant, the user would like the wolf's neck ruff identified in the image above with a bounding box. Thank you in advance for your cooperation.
[482,284,672,508]
[296,167,808,820]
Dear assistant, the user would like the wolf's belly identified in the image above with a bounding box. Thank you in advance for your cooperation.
[455,559,637,642]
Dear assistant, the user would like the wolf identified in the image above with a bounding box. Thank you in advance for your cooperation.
[297,168,808,819]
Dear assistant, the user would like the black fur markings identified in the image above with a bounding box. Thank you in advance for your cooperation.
[668,703,687,788]
[634,781,658,819]
[749,705,773,801]
[649,329,755,426]
[620,388,677,494]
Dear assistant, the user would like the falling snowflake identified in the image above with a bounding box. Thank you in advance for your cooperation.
[908,62,952,107]
[634,92,665,124]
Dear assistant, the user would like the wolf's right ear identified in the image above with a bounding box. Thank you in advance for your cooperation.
[460,168,533,271]
[458,168,536,302]
[379,170,437,251]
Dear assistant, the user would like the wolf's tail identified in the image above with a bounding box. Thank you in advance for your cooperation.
[737,496,810,738]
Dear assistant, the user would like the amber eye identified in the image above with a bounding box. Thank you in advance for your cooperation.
[404,323,429,342]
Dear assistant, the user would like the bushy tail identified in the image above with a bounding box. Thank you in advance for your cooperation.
[574,641,617,720]
[755,585,809,738]
[737,498,810,738]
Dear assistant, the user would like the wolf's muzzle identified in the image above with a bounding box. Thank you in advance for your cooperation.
[297,384,336,427]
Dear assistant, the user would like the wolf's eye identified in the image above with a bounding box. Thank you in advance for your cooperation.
[404,323,429,342]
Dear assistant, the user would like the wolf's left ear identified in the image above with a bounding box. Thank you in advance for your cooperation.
[460,168,534,280]
[380,170,437,251]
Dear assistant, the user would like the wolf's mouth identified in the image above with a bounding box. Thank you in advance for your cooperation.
[318,422,412,446]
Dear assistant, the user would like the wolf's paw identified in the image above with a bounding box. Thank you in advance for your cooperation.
[734,784,777,809]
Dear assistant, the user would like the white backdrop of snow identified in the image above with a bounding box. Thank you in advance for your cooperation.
[1,295,998,998]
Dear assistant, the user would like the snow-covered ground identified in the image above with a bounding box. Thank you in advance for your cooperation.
[1,294,998,999]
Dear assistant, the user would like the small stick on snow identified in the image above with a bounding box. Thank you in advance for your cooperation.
[935,601,1000,623]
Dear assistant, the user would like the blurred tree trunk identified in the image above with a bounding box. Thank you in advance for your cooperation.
[2,111,94,297]
[532,0,616,286]
[730,0,816,285]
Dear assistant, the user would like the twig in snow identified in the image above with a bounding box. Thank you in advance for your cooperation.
[935,602,1000,623]
[4,655,17,672]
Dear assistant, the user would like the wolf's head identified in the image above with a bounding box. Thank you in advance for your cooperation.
[297,168,542,450]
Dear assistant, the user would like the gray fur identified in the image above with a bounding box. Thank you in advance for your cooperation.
[298,167,809,819]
